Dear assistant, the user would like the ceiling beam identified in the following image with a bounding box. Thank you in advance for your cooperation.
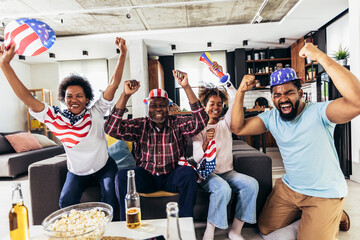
[0,0,238,21]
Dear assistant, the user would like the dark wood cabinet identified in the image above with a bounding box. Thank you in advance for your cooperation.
[148,60,164,90]
[291,37,306,80]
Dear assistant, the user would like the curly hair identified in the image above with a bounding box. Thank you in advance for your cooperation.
[58,74,94,106]
[198,86,229,108]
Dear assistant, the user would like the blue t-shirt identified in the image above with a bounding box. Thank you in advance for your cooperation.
[258,102,347,198]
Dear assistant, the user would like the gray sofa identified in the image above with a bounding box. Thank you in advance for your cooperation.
[29,140,272,225]
[0,132,65,178]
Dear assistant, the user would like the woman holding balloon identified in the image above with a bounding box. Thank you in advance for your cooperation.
[0,35,127,219]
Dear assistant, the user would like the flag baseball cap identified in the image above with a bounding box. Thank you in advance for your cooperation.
[143,89,173,105]
[270,68,300,87]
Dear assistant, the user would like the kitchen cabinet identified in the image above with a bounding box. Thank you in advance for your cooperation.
[245,48,291,87]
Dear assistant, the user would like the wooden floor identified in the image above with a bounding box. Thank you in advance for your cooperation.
[0,148,359,239]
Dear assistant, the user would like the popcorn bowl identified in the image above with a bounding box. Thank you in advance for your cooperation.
[42,202,113,240]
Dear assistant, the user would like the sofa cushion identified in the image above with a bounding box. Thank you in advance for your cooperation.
[108,140,136,170]
[5,132,42,153]
[0,134,15,154]
[31,133,58,148]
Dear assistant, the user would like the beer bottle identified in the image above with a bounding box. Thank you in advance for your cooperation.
[125,170,141,229]
[166,202,182,240]
[9,182,30,240]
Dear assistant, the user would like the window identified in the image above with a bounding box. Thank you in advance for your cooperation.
[174,51,227,110]
[58,59,108,109]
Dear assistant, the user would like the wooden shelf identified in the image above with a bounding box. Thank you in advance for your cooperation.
[27,88,52,138]
[246,57,291,63]
[269,57,291,62]
[246,59,268,63]
[305,62,318,67]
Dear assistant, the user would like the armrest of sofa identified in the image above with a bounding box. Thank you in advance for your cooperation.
[29,154,67,225]
[233,150,272,220]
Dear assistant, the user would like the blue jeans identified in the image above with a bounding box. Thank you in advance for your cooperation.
[199,170,259,229]
[115,166,198,221]
[59,157,118,216]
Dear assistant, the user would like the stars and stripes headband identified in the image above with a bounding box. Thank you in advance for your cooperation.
[143,89,173,105]
[4,18,56,56]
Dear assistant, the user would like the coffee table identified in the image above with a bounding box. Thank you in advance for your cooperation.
[5,217,196,240]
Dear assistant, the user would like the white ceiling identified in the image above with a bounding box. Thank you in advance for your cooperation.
[0,0,348,64]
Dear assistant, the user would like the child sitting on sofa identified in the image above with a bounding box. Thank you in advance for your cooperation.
[0,37,127,216]
[192,62,259,240]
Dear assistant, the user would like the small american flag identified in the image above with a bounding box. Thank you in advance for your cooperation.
[178,139,216,181]
[4,18,56,56]
[197,139,216,179]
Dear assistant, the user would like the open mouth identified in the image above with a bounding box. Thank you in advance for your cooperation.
[280,103,292,114]
[70,104,80,109]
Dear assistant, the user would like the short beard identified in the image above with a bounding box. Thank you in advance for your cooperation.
[277,100,300,121]
[149,116,166,124]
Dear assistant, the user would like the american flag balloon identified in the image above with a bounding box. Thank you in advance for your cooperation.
[4,18,56,56]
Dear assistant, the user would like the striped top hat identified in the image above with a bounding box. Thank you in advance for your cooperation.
[143,89,173,105]
[270,68,300,87]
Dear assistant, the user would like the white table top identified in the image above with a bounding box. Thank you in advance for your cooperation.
[3,217,196,240]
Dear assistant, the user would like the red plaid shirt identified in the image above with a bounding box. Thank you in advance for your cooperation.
[105,101,208,175]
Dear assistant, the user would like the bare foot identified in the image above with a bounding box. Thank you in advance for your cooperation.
[228,229,245,240]
[202,221,215,240]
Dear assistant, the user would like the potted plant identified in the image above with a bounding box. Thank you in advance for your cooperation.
[307,67,317,81]
[333,44,350,65]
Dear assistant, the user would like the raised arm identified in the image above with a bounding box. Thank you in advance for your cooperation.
[103,37,127,101]
[299,43,360,123]
[172,70,198,104]
[0,44,44,112]
[105,80,141,141]
[230,74,267,135]
[114,80,140,110]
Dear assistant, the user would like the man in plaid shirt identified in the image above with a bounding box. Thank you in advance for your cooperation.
[105,70,209,220]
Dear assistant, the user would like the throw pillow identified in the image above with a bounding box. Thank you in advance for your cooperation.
[0,134,16,154]
[5,132,42,153]
[106,134,118,147]
[32,133,58,148]
[108,140,136,170]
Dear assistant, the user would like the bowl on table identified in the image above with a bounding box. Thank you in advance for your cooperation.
[42,202,113,240]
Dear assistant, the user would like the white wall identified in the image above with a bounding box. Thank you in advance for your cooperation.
[31,63,60,106]
[107,54,132,118]
[326,9,360,182]
[128,39,149,118]
[326,13,350,62]
[0,60,31,132]
[349,0,360,182]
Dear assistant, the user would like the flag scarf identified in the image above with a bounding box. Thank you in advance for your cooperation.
[4,18,56,56]
[42,106,91,148]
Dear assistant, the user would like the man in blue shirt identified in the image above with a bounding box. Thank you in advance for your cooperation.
[231,43,360,240]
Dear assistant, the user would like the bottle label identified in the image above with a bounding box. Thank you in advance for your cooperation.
[126,207,141,229]
[9,211,18,231]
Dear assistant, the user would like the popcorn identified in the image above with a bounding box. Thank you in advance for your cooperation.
[47,208,107,239]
